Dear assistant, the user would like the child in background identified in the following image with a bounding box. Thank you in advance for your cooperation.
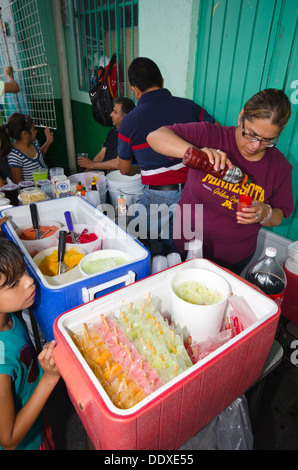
[0,113,53,183]
[0,238,60,450]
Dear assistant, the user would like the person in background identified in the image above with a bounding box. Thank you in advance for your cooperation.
[0,238,60,450]
[147,88,293,274]
[77,97,136,174]
[0,66,20,114]
[0,113,53,184]
[117,57,219,255]
[0,66,20,186]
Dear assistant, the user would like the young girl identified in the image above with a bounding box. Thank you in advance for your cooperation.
[0,238,60,450]
[0,113,53,183]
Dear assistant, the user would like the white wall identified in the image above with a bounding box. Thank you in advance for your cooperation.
[41,0,199,103]
[138,0,199,99]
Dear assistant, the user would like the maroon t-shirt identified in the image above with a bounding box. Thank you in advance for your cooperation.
[169,122,293,267]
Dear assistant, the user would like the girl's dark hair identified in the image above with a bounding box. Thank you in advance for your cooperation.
[128,57,163,92]
[0,113,33,161]
[0,239,26,288]
[243,89,291,131]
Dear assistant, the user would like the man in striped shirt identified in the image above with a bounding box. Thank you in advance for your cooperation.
[118,57,218,255]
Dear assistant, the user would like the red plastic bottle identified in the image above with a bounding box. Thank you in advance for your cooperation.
[183,146,248,184]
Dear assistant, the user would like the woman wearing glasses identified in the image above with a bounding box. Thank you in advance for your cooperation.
[147,89,293,274]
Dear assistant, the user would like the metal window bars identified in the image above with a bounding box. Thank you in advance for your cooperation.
[73,0,138,98]
[0,0,56,129]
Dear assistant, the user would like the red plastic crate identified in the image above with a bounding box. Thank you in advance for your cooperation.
[53,259,280,450]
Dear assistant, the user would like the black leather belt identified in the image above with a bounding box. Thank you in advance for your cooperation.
[148,183,185,191]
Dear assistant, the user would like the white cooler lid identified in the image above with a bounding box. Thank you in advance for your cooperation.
[287,241,298,263]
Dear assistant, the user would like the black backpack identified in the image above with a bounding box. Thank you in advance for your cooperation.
[88,54,117,126]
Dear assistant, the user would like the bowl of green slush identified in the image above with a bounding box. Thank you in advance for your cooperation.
[79,249,132,277]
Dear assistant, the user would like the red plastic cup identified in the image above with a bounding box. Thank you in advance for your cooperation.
[237,194,253,213]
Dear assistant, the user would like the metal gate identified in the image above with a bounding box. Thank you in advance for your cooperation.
[0,0,56,128]
[72,0,138,97]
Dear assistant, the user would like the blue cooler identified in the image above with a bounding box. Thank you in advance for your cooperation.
[1,197,150,340]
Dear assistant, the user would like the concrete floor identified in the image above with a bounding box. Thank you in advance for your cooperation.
[44,316,298,450]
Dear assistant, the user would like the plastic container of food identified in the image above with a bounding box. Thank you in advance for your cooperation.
[170,268,231,342]
[36,179,50,188]
[79,249,132,277]
[18,187,47,204]
[56,224,102,255]
[16,220,62,257]
[33,244,85,286]
[18,181,35,189]
[0,198,11,207]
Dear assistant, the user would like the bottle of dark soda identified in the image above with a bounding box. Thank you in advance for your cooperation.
[245,247,287,306]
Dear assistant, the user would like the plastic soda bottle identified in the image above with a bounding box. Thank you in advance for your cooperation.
[245,247,287,306]
[183,146,248,184]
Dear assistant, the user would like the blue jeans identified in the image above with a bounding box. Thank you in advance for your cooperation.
[135,186,183,255]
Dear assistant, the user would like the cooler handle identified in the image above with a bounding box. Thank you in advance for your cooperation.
[81,270,136,302]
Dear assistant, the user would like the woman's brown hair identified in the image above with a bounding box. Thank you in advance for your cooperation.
[243,88,291,131]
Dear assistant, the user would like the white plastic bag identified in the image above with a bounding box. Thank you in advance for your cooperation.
[216,395,254,450]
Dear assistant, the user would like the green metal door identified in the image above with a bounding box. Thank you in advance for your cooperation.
[193,0,298,240]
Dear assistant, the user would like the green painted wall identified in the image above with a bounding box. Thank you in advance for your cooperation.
[37,99,110,175]
[193,0,298,241]
[71,100,111,160]
[38,99,68,171]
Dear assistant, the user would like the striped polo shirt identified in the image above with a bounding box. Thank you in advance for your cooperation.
[8,140,47,181]
[118,88,215,186]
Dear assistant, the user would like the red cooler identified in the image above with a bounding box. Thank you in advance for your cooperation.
[282,241,298,324]
[53,258,280,450]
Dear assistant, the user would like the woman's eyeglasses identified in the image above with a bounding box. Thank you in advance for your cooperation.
[242,121,279,148]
